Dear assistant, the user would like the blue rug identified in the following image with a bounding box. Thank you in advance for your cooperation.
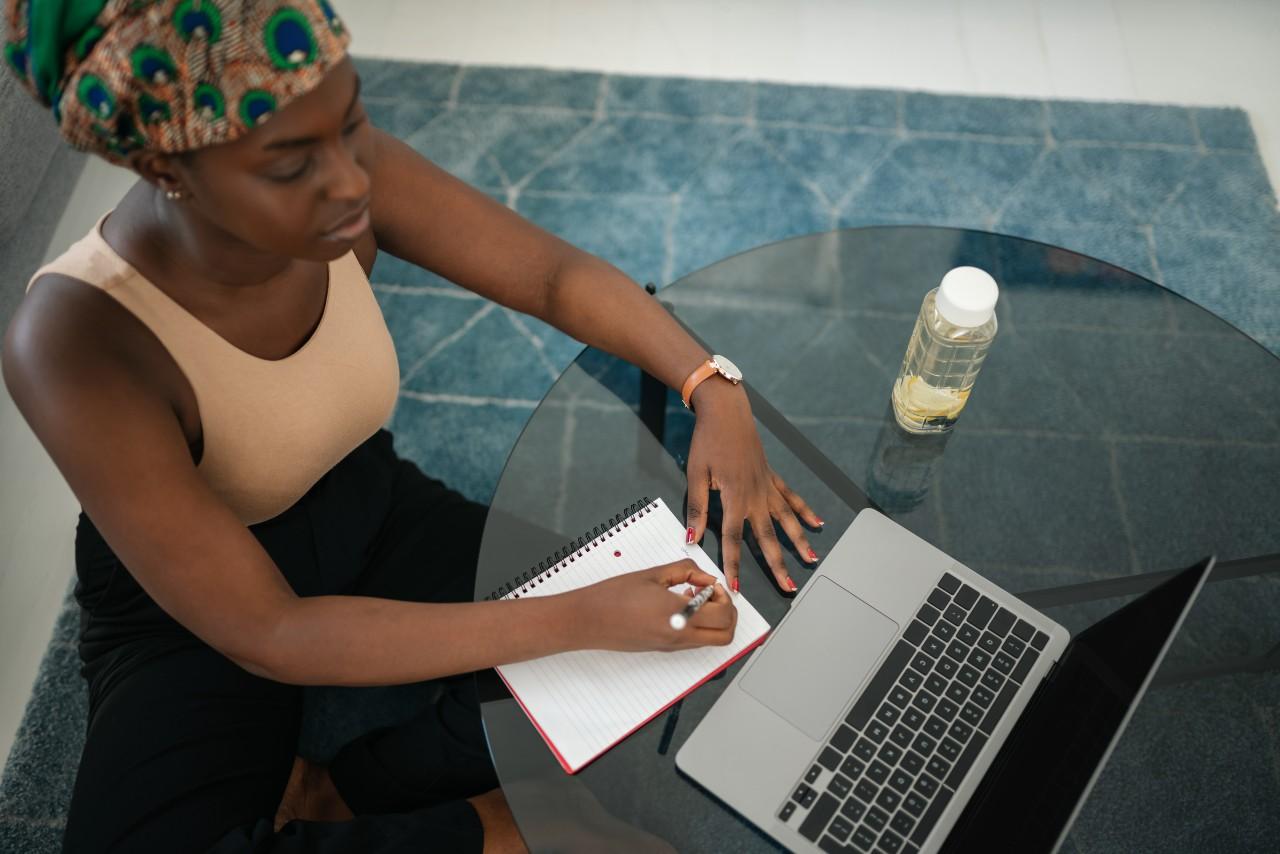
[3,58,1278,850]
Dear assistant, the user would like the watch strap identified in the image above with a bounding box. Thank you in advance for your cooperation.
[680,360,722,410]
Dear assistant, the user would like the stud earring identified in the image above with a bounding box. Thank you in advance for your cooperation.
[164,188,185,201]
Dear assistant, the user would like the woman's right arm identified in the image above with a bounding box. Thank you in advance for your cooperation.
[3,278,736,686]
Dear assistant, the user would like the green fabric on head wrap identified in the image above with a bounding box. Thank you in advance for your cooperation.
[25,0,107,104]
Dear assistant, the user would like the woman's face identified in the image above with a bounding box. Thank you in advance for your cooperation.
[152,56,375,263]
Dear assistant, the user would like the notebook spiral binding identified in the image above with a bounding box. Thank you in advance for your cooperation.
[484,496,657,601]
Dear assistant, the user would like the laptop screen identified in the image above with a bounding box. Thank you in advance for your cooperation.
[941,556,1214,854]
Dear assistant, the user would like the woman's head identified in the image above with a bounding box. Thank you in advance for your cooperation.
[5,0,374,260]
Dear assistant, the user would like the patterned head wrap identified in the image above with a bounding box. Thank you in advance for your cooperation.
[3,0,350,164]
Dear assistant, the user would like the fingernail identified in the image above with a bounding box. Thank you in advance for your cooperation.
[815,516,825,527]
[731,578,739,593]
[807,548,819,562]
[685,527,695,544]
[786,576,798,592]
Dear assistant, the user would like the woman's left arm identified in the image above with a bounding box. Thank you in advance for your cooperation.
[367,129,822,593]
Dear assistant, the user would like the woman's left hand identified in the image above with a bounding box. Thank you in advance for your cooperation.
[683,380,823,594]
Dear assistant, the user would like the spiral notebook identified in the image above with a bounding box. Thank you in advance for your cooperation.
[484,497,771,773]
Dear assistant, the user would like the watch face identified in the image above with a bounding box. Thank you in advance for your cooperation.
[713,355,742,381]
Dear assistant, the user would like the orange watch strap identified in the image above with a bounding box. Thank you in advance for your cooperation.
[681,360,720,410]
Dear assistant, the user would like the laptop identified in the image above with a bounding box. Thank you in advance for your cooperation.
[676,508,1214,854]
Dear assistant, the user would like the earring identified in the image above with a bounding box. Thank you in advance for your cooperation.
[164,188,185,201]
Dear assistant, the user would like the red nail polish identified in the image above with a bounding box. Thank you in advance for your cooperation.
[808,548,819,562]
[815,516,825,526]
[685,527,695,544]
[787,577,798,592]
[731,578,739,593]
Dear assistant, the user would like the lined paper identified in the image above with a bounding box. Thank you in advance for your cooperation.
[495,498,771,773]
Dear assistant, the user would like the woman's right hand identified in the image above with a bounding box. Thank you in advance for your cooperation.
[571,559,738,653]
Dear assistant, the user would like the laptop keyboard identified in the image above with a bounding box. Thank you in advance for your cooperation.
[777,572,1049,853]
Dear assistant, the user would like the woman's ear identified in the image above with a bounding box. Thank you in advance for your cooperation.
[130,150,189,198]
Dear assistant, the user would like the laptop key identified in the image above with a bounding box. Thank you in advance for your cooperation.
[903,620,928,646]
[854,779,878,804]
[878,828,904,853]
[913,773,940,798]
[779,801,796,822]
[910,690,937,714]
[1003,635,1026,657]
[846,641,916,730]
[967,596,997,629]
[910,652,934,676]
[878,743,902,765]
[982,670,1005,692]
[935,699,959,722]
[889,770,913,794]
[818,747,842,772]
[932,620,956,642]
[829,815,855,843]
[798,792,841,842]
[831,724,857,751]
[828,773,854,799]
[957,665,980,687]
[967,648,991,669]
[978,632,1001,654]
[937,738,961,762]
[903,708,926,731]
[945,683,968,704]
[877,705,900,726]
[903,791,928,818]
[1010,647,1040,684]
[916,604,940,627]
[889,686,912,709]
[938,572,960,594]
[841,797,866,823]
[852,825,878,851]
[819,834,845,853]
[943,603,967,626]
[926,755,950,779]
[949,720,974,743]
[959,703,983,726]
[934,655,958,679]
[867,760,890,784]
[945,640,970,663]
[988,607,1016,637]
[901,750,925,775]
[793,782,818,808]
[891,810,915,835]
[866,721,890,744]
[954,584,978,609]
[865,806,889,831]
[925,673,947,695]
[854,737,878,761]
[924,716,947,739]
[1011,619,1034,641]
[979,680,1020,736]
[900,668,923,691]
[971,685,995,708]
[911,733,937,756]
[957,624,980,645]
[890,725,914,749]
[945,732,989,789]
[1031,630,1049,650]
[806,765,822,784]
[876,788,901,813]
[926,589,949,611]
[841,755,866,779]
[992,652,1016,675]
[908,785,953,847]
[922,636,946,659]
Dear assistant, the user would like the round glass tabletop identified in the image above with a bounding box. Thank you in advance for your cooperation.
[474,227,1280,852]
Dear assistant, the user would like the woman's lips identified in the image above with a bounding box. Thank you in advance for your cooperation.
[321,207,370,241]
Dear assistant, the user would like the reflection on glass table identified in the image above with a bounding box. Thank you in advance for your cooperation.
[475,228,1280,853]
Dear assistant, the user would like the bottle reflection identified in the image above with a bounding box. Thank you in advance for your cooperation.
[866,412,952,513]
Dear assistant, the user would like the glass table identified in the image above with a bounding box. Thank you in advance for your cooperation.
[474,227,1280,852]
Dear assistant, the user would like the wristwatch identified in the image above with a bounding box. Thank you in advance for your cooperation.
[680,355,743,410]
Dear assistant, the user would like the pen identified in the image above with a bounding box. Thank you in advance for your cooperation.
[669,585,715,630]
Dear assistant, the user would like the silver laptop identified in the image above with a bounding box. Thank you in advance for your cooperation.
[677,508,1213,854]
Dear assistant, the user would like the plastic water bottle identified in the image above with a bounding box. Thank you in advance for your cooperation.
[891,267,999,434]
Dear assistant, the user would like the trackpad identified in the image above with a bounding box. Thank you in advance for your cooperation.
[741,577,899,741]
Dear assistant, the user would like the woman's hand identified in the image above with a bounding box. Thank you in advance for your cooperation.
[684,381,823,594]
[572,559,737,652]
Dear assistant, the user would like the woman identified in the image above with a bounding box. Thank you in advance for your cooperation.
[2,2,823,851]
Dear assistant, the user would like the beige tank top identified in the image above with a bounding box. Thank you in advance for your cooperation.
[27,214,401,525]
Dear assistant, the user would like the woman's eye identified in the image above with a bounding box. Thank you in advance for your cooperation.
[268,159,310,182]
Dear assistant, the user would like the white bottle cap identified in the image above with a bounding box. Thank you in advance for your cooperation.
[935,267,999,327]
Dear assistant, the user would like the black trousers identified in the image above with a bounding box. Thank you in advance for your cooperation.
[61,430,499,853]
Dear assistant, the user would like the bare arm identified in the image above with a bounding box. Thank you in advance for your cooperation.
[3,279,733,686]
